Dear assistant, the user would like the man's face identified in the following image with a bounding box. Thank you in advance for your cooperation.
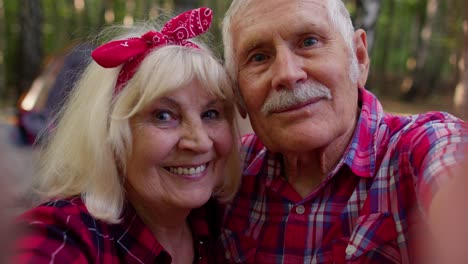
[232,0,366,153]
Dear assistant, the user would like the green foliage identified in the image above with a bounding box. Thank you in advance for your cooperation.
[2,0,20,101]
[0,0,465,105]
[369,0,463,97]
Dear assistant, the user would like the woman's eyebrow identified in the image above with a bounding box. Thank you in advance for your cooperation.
[204,98,223,108]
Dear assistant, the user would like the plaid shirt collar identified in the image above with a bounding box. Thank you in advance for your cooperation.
[111,203,163,263]
[111,201,212,263]
[243,88,383,180]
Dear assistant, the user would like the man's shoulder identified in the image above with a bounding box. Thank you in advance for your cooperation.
[240,133,270,175]
[241,132,261,145]
[241,132,265,153]
[241,133,265,153]
[381,111,466,139]
[390,111,462,124]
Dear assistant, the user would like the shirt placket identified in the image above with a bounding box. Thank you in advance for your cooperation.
[193,238,208,264]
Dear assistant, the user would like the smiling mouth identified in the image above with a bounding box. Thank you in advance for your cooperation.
[272,97,323,114]
[165,163,207,176]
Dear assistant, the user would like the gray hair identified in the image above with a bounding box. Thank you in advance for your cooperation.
[222,0,358,93]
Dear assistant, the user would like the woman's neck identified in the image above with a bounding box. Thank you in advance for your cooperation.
[152,221,194,264]
[130,200,194,264]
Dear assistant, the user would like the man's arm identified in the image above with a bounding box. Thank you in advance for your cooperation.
[428,160,468,263]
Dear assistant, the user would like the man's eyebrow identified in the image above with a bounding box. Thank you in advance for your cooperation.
[238,37,265,57]
[238,22,326,55]
[289,20,326,36]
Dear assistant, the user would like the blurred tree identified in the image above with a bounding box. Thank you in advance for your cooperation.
[370,0,395,90]
[464,4,468,119]
[354,0,382,52]
[454,0,468,119]
[402,0,439,101]
[463,20,468,120]
[0,0,465,111]
[85,0,107,28]
[17,0,43,99]
[0,0,5,104]
[173,0,198,13]
[3,0,19,103]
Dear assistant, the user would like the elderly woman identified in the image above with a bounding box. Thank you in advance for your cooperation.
[13,7,240,264]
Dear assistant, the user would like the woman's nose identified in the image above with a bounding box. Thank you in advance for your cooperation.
[178,121,213,153]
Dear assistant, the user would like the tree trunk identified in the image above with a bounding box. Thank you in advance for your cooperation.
[173,0,199,13]
[0,0,5,102]
[3,0,19,104]
[376,0,394,78]
[403,0,439,101]
[355,0,382,53]
[453,2,468,120]
[17,0,43,99]
[464,27,468,120]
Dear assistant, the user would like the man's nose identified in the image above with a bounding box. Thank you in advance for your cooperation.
[271,47,307,90]
[178,121,213,153]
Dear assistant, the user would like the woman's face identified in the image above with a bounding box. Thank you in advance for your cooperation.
[125,81,233,211]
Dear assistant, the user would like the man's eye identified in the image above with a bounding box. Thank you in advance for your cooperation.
[202,109,220,120]
[303,37,318,47]
[250,53,267,62]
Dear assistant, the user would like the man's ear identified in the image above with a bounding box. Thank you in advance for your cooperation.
[236,101,247,118]
[234,85,248,118]
[354,29,370,88]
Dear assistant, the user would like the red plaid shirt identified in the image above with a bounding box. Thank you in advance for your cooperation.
[14,197,221,263]
[220,88,468,263]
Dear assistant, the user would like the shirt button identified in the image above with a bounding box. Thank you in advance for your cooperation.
[295,205,305,214]
[199,240,204,245]
[346,245,357,255]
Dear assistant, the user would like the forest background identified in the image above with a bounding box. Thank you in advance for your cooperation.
[0,0,467,119]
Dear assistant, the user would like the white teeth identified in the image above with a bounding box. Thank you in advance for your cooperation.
[167,164,206,175]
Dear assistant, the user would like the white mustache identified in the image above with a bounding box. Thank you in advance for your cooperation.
[261,80,332,114]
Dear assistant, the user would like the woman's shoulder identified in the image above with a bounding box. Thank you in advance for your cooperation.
[19,196,90,224]
[16,196,106,242]
[14,196,114,263]
[36,196,86,209]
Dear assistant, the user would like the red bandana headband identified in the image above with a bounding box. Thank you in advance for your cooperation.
[91,7,213,94]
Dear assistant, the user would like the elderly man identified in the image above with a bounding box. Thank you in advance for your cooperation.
[219,0,468,263]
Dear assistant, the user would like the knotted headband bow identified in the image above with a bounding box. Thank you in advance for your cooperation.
[91,7,213,93]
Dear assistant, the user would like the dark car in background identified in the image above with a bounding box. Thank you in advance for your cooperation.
[17,43,94,145]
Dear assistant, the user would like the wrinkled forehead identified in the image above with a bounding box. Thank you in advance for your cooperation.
[231,0,329,35]
[231,0,329,28]
[230,0,330,53]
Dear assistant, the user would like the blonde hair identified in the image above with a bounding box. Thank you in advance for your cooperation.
[36,23,241,223]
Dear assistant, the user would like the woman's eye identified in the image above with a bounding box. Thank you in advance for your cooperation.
[154,110,174,122]
[303,37,318,47]
[202,109,220,120]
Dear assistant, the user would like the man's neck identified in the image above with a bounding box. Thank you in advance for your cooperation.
[282,120,357,198]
